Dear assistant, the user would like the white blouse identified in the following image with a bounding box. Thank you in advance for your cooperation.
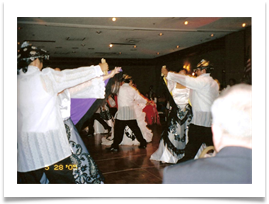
[116,83,147,120]
[17,65,103,172]
[167,72,219,127]
[167,80,190,106]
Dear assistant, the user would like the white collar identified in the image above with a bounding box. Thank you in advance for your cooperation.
[198,73,210,78]
[27,65,40,73]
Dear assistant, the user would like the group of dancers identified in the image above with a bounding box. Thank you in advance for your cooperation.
[17,41,219,184]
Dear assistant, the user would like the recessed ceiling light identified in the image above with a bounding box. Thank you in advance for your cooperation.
[157,52,160,55]
[112,17,116,22]
[176,45,180,48]
[159,33,163,36]
[109,44,113,48]
[211,34,214,37]
[184,21,188,25]
[242,23,246,27]
[133,45,137,48]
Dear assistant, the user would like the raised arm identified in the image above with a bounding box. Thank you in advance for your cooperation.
[43,65,104,94]
[167,72,207,90]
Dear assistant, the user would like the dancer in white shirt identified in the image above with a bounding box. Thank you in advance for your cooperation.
[107,75,148,152]
[17,41,109,183]
[163,59,219,163]
[101,80,153,146]
[56,67,120,184]
[150,68,192,163]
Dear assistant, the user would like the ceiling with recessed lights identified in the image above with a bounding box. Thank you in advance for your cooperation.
[17,17,251,59]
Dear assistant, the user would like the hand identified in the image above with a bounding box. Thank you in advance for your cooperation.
[99,62,109,73]
[161,67,168,77]
[109,67,122,77]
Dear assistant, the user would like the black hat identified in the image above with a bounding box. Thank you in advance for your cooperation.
[17,41,49,63]
[193,59,214,73]
[17,41,50,74]
[121,74,132,83]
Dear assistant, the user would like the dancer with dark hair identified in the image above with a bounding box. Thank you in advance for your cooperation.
[17,41,109,184]
[164,59,219,163]
[150,66,192,163]
[107,75,148,152]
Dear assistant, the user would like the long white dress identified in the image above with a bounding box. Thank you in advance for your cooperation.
[40,77,106,184]
[150,83,192,163]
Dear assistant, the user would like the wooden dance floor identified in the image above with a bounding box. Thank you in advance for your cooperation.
[81,124,172,184]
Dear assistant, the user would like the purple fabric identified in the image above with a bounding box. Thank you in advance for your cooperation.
[71,76,110,125]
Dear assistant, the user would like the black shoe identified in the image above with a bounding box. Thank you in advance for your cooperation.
[106,147,119,152]
[138,144,147,149]
[87,133,94,137]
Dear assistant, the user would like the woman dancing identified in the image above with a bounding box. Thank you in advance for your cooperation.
[150,66,192,163]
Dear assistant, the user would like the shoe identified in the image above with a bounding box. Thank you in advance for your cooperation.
[106,147,119,152]
[138,144,147,149]
[87,133,94,137]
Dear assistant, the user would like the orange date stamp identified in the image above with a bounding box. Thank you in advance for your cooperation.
[45,164,77,171]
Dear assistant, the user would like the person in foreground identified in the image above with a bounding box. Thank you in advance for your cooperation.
[17,41,108,184]
[163,84,252,184]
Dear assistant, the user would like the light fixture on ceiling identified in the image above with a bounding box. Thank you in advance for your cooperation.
[242,23,246,27]
[157,52,160,55]
[211,34,214,37]
[112,17,116,22]
[133,45,137,48]
[176,45,180,49]
[184,21,188,25]
[159,33,163,36]
[109,44,113,48]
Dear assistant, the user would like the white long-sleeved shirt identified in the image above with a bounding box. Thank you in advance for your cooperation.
[17,65,103,172]
[167,72,219,127]
[58,77,105,120]
[116,83,147,120]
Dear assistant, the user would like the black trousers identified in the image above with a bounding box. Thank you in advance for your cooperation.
[111,119,147,148]
[178,124,213,163]
[18,156,76,184]
[82,113,110,134]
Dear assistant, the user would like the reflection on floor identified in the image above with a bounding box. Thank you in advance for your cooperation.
[80,124,172,184]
